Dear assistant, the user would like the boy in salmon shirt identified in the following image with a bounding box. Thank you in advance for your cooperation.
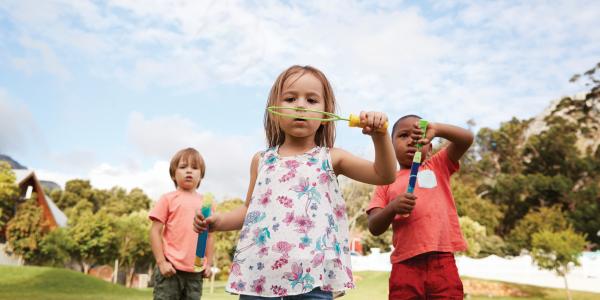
[149,147,214,300]
[367,115,473,299]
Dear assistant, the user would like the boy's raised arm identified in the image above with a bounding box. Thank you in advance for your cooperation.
[414,122,474,163]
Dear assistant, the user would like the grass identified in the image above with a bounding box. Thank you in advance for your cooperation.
[1,265,598,300]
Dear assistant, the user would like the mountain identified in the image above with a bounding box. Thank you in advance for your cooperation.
[0,154,27,169]
[524,90,600,154]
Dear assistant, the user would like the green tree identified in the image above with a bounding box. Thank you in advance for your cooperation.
[68,210,118,273]
[37,227,76,267]
[341,179,373,233]
[506,206,569,255]
[115,210,152,287]
[213,197,243,280]
[568,184,600,247]
[458,216,486,257]
[531,229,587,300]
[5,197,46,263]
[452,179,503,235]
[362,229,392,255]
[0,161,20,242]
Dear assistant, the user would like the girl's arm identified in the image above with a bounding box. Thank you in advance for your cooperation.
[194,152,260,232]
[150,221,176,276]
[332,112,396,185]
[414,122,474,163]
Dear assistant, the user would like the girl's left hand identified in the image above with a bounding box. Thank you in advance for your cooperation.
[360,111,388,135]
[411,121,436,145]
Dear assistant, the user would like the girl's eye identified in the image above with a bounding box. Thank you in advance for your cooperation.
[308,98,318,104]
[283,97,296,102]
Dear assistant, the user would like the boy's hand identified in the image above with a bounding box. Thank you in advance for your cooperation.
[193,213,220,233]
[360,111,388,135]
[158,260,176,277]
[389,193,417,215]
[411,121,437,146]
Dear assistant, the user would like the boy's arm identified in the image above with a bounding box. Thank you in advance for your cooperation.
[418,123,474,163]
[150,221,176,276]
[332,127,396,186]
[367,207,396,236]
[368,193,416,235]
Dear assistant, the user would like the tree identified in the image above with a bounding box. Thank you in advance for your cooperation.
[5,197,47,263]
[37,227,76,267]
[68,210,118,273]
[452,179,503,235]
[458,216,486,257]
[531,229,586,300]
[506,206,569,255]
[213,197,243,280]
[340,179,373,233]
[0,161,20,242]
[115,211,153,287]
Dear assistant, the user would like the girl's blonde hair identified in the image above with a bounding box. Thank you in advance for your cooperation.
[264,65,337,148]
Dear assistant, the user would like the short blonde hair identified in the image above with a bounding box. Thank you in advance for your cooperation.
[263,65,338,148]
[169,148,205,188]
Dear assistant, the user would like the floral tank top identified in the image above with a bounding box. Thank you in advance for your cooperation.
[226,146,354,297]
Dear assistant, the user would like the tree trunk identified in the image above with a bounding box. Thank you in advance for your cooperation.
[127,266,136,288]
[563,274,572,300]
[83,262,90,274]
[113,259,119,284]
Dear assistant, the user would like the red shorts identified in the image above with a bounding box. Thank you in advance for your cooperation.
[389,252,463,300]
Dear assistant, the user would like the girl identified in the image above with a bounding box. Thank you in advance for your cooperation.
[194,65,396,299]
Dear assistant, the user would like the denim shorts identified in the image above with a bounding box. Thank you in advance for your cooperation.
[239,287,333,300]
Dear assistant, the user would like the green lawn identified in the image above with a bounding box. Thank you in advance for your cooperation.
[0,265,598,300]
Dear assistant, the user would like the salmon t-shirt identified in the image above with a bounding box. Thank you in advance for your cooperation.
[367,148,467,263]
[149,190,207,272]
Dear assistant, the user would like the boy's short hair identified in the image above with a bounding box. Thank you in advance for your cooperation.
[169,148,205,188]
[391,114,422,137]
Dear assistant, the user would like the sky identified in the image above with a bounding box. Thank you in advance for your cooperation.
[1,0,599,201]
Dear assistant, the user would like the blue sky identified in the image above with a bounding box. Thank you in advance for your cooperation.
[1,0,599,200]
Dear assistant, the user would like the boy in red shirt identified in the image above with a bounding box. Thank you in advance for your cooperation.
[367,115,473,299]
[149,148,214,300]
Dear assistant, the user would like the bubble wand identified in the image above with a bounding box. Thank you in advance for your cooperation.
[267,106,388,132]
[402,119,428,217]
[194,193,214,272]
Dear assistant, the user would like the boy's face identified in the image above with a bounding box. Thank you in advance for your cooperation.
[173,157,202,191]
[392,117,431,168]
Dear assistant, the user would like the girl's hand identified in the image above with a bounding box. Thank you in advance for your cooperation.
[360,111,388,135]
[158,260,176,277]
[193,213,221,233]
[411,121,437,146]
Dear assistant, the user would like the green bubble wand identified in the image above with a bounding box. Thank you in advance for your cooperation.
[267,106,388,132]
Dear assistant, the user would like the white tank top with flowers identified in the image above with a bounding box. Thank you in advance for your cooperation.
[226,146,354,297]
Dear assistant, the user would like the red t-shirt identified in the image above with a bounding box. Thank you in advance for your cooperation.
[367,148,467,263]
[149,190,211,272]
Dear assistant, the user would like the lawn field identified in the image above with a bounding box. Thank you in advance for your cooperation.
[0,266,598,300]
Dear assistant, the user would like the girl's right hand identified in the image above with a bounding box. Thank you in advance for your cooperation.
[158,260,176,277]
[360,111,388,135]
[193,213,220,233]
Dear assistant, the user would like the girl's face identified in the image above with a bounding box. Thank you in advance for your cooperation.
[174,156,202,191]
[277,72,326,140]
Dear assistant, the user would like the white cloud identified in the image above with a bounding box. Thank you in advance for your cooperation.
[2,0,599,127]
[126,111,263,200]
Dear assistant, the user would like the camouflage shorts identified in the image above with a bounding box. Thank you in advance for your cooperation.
[153,267,204,300]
